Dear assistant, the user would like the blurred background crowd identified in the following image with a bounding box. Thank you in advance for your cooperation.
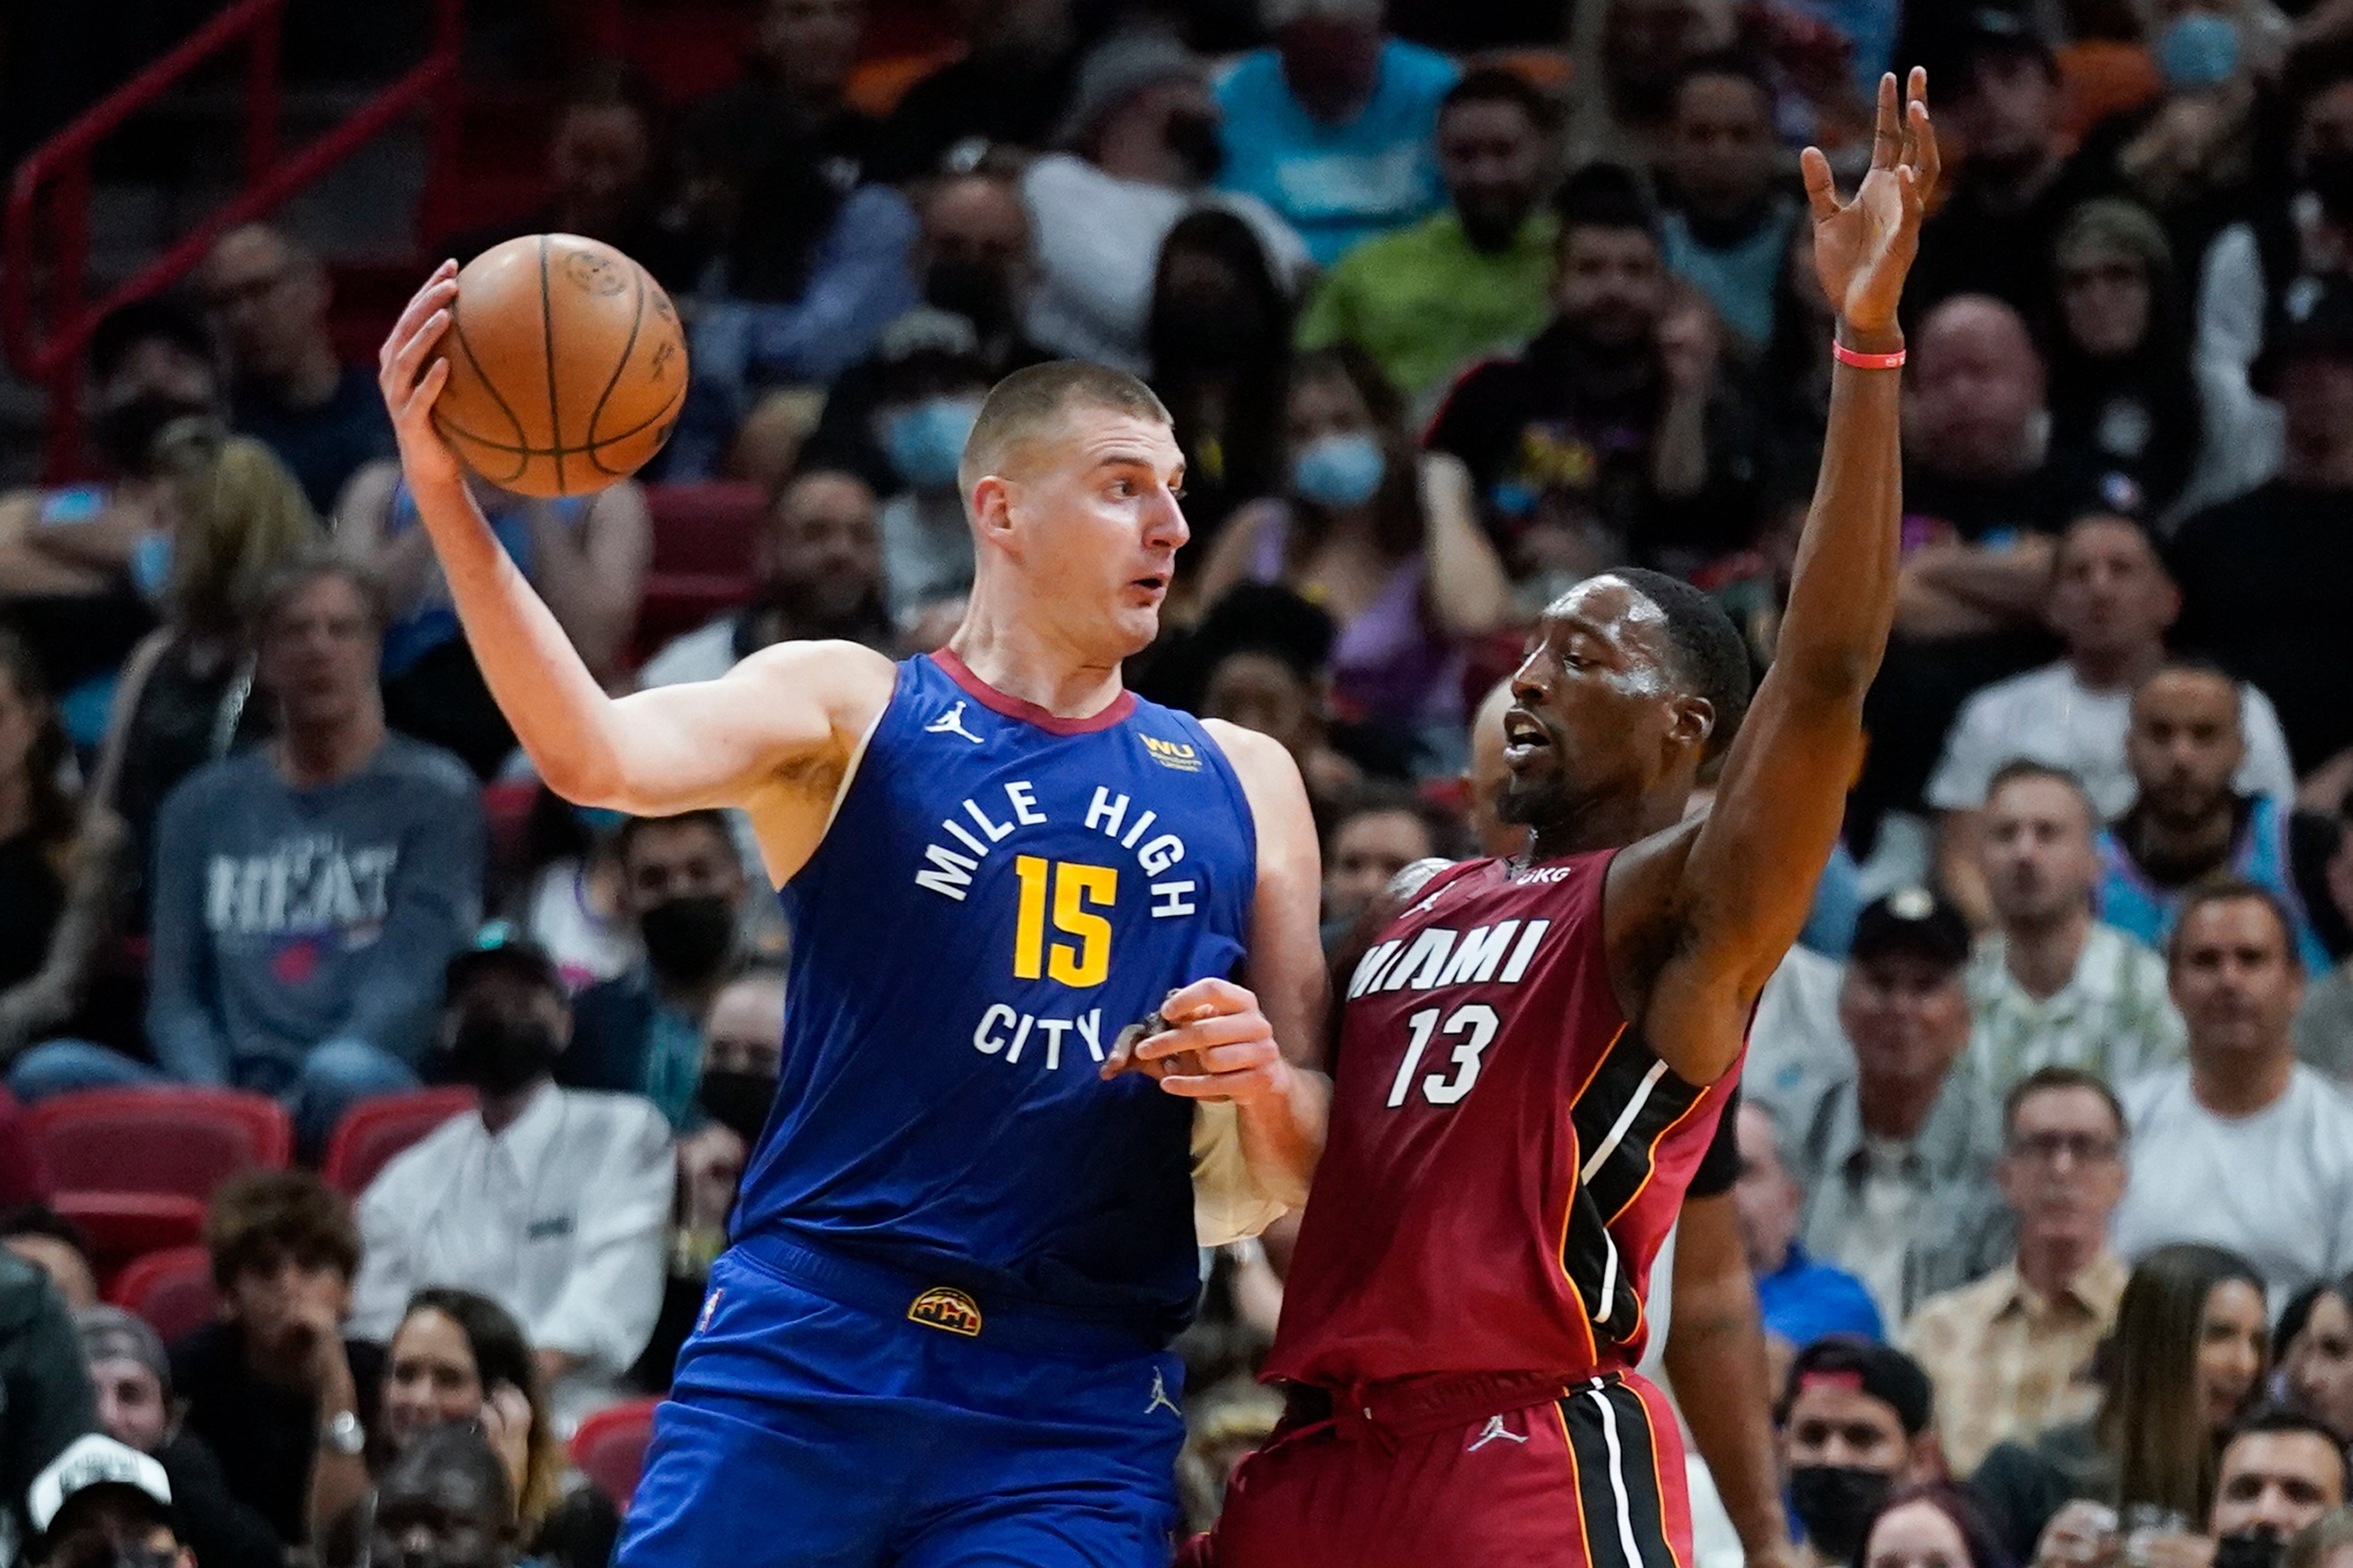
[10,0,2353,1566]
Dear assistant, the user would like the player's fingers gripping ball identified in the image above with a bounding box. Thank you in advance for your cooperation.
[1104,979,1282,1103]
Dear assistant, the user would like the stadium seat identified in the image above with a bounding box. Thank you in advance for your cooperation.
[321,1087,478,1198]
[646,482,765,577]
[570,1396,662,1509]
[31,1087,292,1194]
[109,1246,222,1343]
[30,1087,293,1276]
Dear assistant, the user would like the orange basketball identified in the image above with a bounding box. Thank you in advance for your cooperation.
[432,234,687,498]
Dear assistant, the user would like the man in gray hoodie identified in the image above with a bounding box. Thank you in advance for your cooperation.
[7,556,482,1152]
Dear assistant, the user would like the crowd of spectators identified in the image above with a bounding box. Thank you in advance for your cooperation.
[14,0,2353,1561]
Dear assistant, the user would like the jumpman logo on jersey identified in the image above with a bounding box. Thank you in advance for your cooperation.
[926,702,984,744]
[1467,1414,1527,1451]
[1145,1369,1181,1419]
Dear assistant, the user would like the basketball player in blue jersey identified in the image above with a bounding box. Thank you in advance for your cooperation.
[375,280,1332,1566]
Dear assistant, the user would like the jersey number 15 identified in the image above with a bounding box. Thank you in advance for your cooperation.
[1012,856,1116,987]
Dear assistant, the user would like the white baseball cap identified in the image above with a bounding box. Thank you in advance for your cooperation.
[27,1435,172,1534]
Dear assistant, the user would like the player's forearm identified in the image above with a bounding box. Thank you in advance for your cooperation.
[1234,1065,1330,1210]
[1665,1291,1790,1558]
[404,470,632,801]
[1772,320,1904,701]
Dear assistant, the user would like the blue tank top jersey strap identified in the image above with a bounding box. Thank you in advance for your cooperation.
[2097,794,2332,972]
[735,649,1259,1342]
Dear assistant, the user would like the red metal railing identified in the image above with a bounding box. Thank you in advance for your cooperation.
[2,0,466,480]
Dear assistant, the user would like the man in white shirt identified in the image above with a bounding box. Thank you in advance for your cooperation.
[1929,513,2296,924]
[1966,760,2182,1094]
[348,935,674,1414]
[2111,881,2353,1299]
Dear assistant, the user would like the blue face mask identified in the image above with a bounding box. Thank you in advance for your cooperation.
[129,532,174,604]
[2158,10,2240,89]
[1290,432,1387,509]
[885,397,983,492]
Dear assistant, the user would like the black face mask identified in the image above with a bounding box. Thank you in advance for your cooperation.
[1166,110,1225,183]
[96,395,222,476]
[1788,1465,1895,1561]
[698,1068,778,1145]
[450,1010,562,1095]
[640,894,737,983]
[2216,1533,2288,1568]
[924,259,1015,334]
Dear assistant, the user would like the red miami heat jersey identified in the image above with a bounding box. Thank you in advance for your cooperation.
[1267,850,1741,1390]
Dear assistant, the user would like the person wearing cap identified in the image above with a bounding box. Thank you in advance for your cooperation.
[1906,10,2110,326]
[2168,282,2353,780]
[1900,1067,2130,1478]
[21,1435,189,1568]
[1776,1336,1946,1568]
[1788,888,2007,1326]
[2111,880,2353,1299]
[345,931,673,1422]
[78,1305,280,1568]
[1017,29,1309,374]
[1210,0,1459,268]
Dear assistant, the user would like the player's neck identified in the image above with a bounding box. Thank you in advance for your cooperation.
[947,610,1125,721]
[1523,786,1685,863]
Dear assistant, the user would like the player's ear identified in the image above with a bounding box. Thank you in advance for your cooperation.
[970,474,1017,545]
[1665,694,1715,754]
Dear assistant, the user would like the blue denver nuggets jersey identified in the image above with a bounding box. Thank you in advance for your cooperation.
[734,649,1258,1339]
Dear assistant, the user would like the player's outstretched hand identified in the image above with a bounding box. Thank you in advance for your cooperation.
[1801,67,1938,338]
[1106,978,1292,1106]
[377,259,466,493]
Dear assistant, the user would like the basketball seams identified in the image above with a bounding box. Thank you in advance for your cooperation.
[581,260,648,458]
[442,314,532,485]
[538,235,565,495]
[437,234,685,495]
[440,378,685,459]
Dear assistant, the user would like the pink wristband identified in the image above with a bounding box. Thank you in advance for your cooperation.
[1833,339,1907,370]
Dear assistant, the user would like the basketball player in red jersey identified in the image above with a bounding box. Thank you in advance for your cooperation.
[1164,70,1940,1568]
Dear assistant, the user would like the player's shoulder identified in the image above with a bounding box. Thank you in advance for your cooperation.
[1196,718,1314,830]
[730,638,902,722]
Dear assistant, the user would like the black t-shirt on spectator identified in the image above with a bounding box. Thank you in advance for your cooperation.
[169,1322,382,1546]
[230,365,396,518]
[1850,457,2110,838]
[157,1427,285,1568]
[2169,479,2353,774]
[1903,150,2116,328]
[1424,318,1762,570]
[0,832,64,992]
[869,48,1082,183]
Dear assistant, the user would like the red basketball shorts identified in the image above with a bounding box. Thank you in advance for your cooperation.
[1180,1371,1694,1568]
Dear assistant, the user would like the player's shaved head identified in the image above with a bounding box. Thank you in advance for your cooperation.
[959,360,1172,495]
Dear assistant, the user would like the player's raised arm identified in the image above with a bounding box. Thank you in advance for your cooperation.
[376,264,894,824]
[1627,71,1938,1081]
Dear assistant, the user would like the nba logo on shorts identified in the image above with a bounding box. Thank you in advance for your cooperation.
[909,1286,985,1337]
[697,1287,723,1335]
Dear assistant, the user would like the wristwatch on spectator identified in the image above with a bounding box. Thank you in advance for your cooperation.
[320,1408,366,1456]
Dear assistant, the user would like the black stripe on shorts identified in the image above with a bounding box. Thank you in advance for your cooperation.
[1558,1378,1679,1568]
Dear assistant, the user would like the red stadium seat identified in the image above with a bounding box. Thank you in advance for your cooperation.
[570,1397,662,1509]
[321,1087,478,1198]
[31,1087,292,1278]
[646,482,765,576]
[109,1246,222,1343]
[30,1087,292,1194]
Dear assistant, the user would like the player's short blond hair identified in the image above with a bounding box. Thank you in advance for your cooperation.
[958,360,1171,495]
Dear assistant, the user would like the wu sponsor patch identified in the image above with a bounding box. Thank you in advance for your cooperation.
[1139,734,1202,772]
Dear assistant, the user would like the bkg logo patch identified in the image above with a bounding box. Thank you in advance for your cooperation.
[1142,735,1202,772]
[909,1286,984,1337]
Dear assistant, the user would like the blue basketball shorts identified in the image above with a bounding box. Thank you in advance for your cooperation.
[612,1234,1187,1568]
